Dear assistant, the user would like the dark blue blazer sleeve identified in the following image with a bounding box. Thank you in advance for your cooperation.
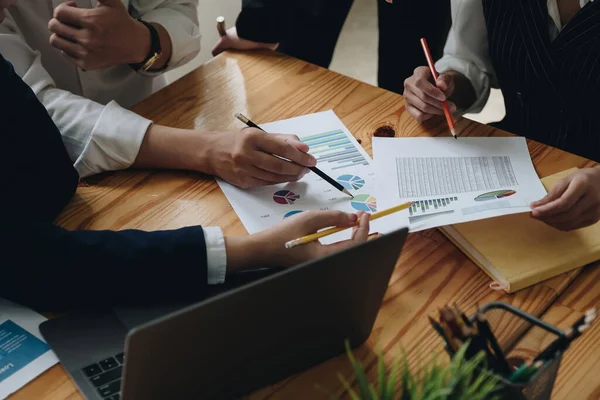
[5,219,208,310]
[0,54,210,310]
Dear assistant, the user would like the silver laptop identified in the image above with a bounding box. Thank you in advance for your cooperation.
[40,228,408,400]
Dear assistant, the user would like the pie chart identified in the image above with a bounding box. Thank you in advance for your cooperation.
[475,190,516,202]
[273,190,300,205]
[351,194,377,212]
[337,174,366,191]
[283,210,303,219]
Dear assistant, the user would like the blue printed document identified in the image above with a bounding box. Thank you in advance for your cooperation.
[0,299,58,398]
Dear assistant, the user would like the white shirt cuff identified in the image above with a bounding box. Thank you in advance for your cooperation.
[203,227,227,285]
[436,56,492,115]
[74,101,151,178]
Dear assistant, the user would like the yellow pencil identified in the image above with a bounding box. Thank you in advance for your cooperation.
[284,202,413,249]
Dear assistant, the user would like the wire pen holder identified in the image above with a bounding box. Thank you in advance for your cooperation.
[444,302,565,400]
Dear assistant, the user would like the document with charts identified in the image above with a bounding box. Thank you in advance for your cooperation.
[373,137,548,232]
[218,110,405,243]
[0,299,58,399]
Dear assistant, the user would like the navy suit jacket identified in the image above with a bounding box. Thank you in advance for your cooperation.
[0,55,209,310]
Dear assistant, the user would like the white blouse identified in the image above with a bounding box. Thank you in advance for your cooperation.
[0,0,201,177]
[435,0,594,113]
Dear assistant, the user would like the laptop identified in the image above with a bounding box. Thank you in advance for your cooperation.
[40,227,408,400]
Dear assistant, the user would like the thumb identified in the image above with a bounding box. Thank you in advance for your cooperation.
[436,74,455,98]
[531,177,570,208]
[212,37,228,56]
[351,213,371,242]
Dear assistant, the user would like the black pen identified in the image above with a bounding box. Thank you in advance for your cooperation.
[235,113,354,198]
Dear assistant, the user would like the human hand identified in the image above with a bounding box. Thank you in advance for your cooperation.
[212,27,278,57]
[531,168,600,231]
[403,66,457,122]
[49,0,151,70]
[204,128,316,188]
[226,211,372,272]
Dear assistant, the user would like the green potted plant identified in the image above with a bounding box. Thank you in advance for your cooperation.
[339,341,502,400]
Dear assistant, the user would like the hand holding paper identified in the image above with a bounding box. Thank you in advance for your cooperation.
[531,167,600,231]
[373,137,548,232]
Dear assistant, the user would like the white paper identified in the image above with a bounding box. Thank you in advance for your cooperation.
[218,110,404,243]
[373,137,548,232]
[0,299,58,399]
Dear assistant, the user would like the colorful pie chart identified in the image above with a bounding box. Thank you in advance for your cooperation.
[474,190,516,202]
[273,190,300,205]
[351,194,377,212]
[337,174,366,191]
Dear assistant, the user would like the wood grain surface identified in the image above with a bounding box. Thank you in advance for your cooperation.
[11,50,598,400]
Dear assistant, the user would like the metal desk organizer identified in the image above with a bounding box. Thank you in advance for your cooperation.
[444,302,566,400]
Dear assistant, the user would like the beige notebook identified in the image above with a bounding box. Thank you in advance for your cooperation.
[440,168,600,293]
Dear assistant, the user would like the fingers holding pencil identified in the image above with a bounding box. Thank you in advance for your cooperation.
[403,38,458,138]
[284,202,412,248]
[256,210,371,268]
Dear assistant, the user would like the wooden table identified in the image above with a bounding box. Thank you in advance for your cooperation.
[11,51,600,400]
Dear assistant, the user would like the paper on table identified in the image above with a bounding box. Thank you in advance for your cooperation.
[0,299,58,399]
[218,110,407,243]
[373,137,547,232]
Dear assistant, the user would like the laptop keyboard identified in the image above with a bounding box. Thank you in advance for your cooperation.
[82,352,125,400]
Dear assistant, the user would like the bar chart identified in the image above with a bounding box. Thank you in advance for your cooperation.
[409,197,459,216]
[301,130,368,171]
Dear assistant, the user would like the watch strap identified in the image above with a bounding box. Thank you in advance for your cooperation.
[130,19,163,72]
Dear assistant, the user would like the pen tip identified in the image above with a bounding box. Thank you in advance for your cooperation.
[451,129,458,139]
[343,189,354,198]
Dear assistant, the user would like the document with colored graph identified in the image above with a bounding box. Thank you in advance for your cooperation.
[0,299,58,399]
[217,110,406,243]
[372,137,547,232]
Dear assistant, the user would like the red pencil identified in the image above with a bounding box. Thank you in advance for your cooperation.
[420,37,457,139]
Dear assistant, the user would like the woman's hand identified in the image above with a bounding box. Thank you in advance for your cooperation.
[225,210,371,273]
[212,27,278,56]
[403,66,457,122]
[531,168,600,231]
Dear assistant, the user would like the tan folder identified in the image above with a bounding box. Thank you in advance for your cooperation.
[440,168,600,293]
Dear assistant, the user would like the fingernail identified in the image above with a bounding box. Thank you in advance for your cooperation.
[348,214,358,223]
[449,103,457,112]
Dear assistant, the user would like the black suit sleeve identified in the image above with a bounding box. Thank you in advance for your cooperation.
[0,54,210,310]
[4,219,208,310]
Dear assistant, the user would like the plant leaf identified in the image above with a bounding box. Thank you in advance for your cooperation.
[338,373,362,400]
[345,341,377,399]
